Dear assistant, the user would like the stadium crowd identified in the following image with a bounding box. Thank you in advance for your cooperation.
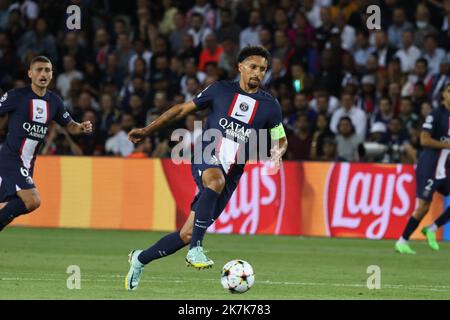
[0,0,449,163]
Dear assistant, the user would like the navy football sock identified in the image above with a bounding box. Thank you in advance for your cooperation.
[138,231,186,265]
[435,207,450,228]
[190,187,220,249]
[0,197,28,229]
[402,216,420,240]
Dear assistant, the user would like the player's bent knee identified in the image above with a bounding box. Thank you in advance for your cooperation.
[206,177,225,193]
[24,196,41,212]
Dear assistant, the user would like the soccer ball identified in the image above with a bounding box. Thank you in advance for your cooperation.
[220,259,255,293]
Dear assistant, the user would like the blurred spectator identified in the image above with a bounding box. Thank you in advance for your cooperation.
[215,8,240,44]
[56,55,83,100]
[168,11,187,55]
[330,92,367,139]
[422,34,445,75]
[41,125,83,156]
[76,109,104,156]
[310,113,334,160]
[17,17,57,63]
[398,96,419,134]
[127,137,153,158]
[395,29,421,73]
[371,96,394,127]
[387,7,413,49]
[105,113,135,157]
[159,0,178,36]
[335,116,363,162]
[413,3,437,48]
[198,33,223,71]
[371,30,397,69]
[187,12,212,48]
[94,27,112,71]
[354,30,373,70]
[218,38,237,79]
[401,58,433,97]
[303,0,322,29]
[380,117,409,163]
[430,54,450,108]
[286,113,313,161]
[318,137,338,161]
[239,10,262,49]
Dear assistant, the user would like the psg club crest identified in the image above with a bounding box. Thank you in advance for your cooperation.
[0,92,7,103]
[239,102,249,112]
[37,107,44,114]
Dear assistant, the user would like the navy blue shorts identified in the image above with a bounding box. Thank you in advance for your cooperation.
[416,171,450,201]
[0,162,35,202]
[190,163,242,224]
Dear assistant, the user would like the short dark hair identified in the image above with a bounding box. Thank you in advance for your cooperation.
[237,45,271,65]
[30,56,52,68]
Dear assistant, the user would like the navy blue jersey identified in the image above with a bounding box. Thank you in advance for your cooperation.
[0,86,73,171]
[192,81,283,175]
[418,105,450,179]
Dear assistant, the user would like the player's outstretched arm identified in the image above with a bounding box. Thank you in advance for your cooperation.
[128,101,197,143]
[420,131,450,149]
[65,120,93,135]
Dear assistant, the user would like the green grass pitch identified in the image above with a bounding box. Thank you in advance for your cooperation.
[1,227,450,299]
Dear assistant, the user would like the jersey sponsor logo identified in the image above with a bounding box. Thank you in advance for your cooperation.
[218,118,252,143]
[23,122,48,140]
[30,99,48,124]
[227,94,258,124]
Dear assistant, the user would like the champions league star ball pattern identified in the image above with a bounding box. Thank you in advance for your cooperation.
[221,260,255,293]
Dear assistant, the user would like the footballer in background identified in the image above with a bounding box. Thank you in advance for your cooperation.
[0,56,92,231]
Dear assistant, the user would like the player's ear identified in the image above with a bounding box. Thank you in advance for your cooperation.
[238,62,242,73]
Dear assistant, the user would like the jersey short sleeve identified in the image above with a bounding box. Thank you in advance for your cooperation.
[192,81,219,110]
[0,90,17,115]
[53,95,73,127]
[422,109,437,134]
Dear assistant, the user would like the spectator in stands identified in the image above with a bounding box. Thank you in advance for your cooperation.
[395,29,421,73]
[198,32,223,71]
[335,116,363,162]
[330,91,367,139]
[286,113,313,161]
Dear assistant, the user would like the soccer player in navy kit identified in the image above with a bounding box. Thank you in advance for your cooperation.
[0,56,92,231]
[124,46,288,290]
[396,83,450,254]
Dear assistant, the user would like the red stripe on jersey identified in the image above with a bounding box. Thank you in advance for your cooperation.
[227,93,239,116]
[226,144,242,175]
[45,101,50,124]
[248,100,259,125]
[29,99,33,121]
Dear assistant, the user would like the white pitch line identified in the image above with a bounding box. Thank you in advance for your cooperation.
[1,275,450,293]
